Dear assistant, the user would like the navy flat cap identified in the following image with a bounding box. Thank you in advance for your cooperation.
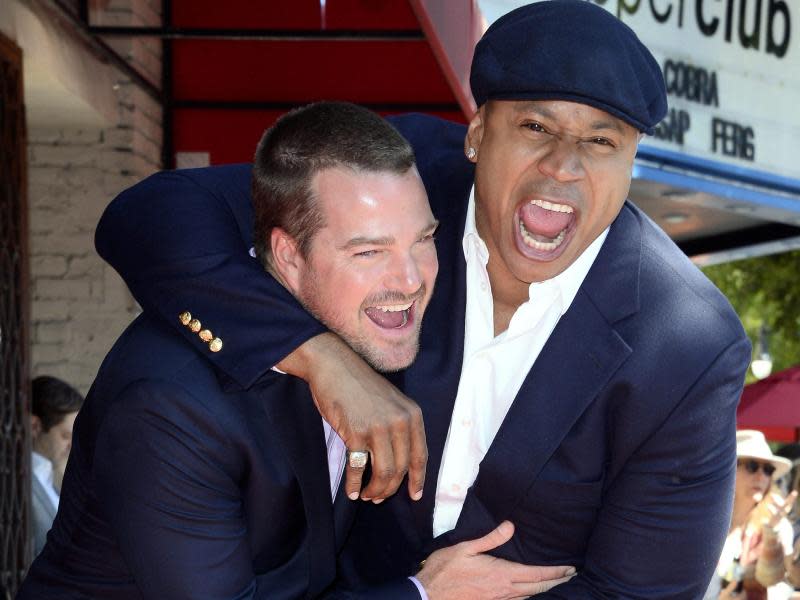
[470,0,667,135]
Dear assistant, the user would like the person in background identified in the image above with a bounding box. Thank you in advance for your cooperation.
[707,430,797,599]
[29,375,84,556]
[775,443,800,591]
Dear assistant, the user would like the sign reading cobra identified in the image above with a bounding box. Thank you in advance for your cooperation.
[590,0,798,182]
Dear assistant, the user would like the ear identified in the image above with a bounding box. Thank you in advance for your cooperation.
[465,106,487,163]
[30,414,42,439]
[270,227,306,295]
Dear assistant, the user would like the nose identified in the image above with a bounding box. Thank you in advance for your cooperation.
[537,137,584,182]
[385,251,424,295]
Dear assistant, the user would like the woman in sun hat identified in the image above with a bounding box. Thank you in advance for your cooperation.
[705,430,796,599]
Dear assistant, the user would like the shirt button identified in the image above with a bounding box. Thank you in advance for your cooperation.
[461,418,472,427]
[451,483,461,493]
[480,281,488,292]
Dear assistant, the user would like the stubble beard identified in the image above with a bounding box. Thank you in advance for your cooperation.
[297,277,422,373]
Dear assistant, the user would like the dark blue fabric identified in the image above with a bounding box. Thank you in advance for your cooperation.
[92,113,749,598]
[17,314,346,598]
[470,0,668,134]
[93,164,327,392]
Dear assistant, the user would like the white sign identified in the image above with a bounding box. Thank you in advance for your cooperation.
[478,0,800,183]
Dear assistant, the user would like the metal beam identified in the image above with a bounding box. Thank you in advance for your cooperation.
[171,99,462,113]
[681,223,800,258]
[49,0,163,103]
[86,27,425,41]
[161,0,173,169]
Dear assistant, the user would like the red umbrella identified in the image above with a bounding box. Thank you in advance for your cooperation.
[737,365,800,434]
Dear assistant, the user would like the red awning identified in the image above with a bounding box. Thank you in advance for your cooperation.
[737,366,800,440]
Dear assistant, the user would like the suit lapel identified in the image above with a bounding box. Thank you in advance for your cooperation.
[403,179,471,539]
[469,290,631,520]
[331,471,357,551]
[258,377,336,597]
[464,203,644,527]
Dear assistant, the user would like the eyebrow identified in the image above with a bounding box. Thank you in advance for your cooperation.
[339,219,439,250]
[514,102,625,133]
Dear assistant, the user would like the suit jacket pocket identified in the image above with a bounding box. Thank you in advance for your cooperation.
[509,479,603,566]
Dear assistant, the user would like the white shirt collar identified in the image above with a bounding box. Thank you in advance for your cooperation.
[32,451,53,484]
[32,451,60,508]
[461,184,608,315]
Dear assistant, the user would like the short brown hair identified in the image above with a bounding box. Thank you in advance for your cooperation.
[251,102,415,269]
[31,376,84,431]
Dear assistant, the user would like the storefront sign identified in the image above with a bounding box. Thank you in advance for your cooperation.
[591,0,799,182]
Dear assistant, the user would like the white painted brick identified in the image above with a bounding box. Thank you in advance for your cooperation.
[31,344,70,365]
[36,322,70,344]
[31,232,94,256]
[31,301,71,321]
[29,144,99,168]
[34,278,92,300]
[31,256,68,277]
[67,256,103,278]
[27,30,162,394]
[103,126,135,150]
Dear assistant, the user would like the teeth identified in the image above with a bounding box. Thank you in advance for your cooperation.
[530,199,573,213]
[377,302,413,313]
[519,221,566,251]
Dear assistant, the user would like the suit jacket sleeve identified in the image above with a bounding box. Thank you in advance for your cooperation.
[94,379,300,599]
[95,165,325,390]
[321,578,422,600]
[538,334,750,599]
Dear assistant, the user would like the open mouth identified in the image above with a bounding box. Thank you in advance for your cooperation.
[364,300,415,330]
[515,198,576,259]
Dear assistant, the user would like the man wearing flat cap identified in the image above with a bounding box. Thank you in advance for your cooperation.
[96,1,751,597]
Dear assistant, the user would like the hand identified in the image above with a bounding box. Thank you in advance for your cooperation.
[718,579,742,599]
[277,333,427,502]
[417,521,576,600]
[763,490,797,529]
[740,490,797,567]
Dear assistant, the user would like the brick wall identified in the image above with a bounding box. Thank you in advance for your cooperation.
[27,46,162,394]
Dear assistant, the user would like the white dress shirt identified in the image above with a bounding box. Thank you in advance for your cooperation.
[432,186,608,537]
[32,451,60,511]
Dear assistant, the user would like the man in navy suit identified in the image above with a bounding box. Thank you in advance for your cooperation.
[95,2,751,597]
[19,103,572,599]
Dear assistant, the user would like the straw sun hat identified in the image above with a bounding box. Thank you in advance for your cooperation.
[736,430,792,480]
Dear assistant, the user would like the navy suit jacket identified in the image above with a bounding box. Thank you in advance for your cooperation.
[18,315,397,599]
[94,114,751,598]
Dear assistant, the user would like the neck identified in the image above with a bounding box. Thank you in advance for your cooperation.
[486,257,529,336]
[475,200,532,336]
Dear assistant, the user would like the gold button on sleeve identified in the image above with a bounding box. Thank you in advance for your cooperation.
[188,319,202,333]
[199,329,213,342]
[209,338,223,353]
[179,311,192,326]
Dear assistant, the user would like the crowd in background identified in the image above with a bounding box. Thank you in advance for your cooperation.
[706,431,800,600]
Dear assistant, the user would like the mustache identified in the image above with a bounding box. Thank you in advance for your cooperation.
[363,284,427,308]
[518,181,582,204]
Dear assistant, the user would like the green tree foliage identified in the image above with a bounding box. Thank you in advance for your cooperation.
[702,249,800,383]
